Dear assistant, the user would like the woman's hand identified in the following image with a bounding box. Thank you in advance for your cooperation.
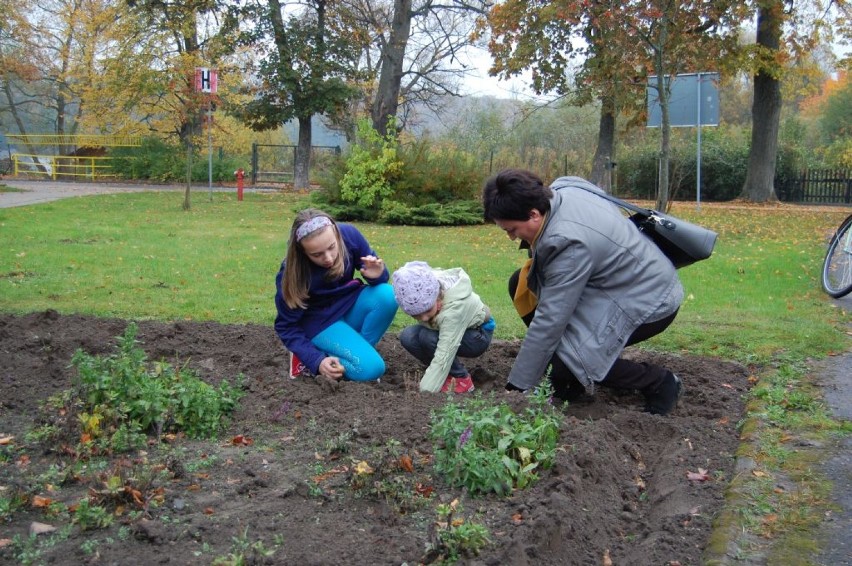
[359,255,385,279]
[319,357,345,380]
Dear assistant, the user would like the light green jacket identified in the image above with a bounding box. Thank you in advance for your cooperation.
[419,268,490,392]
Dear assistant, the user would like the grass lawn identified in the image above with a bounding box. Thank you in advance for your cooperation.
[0,191,848,365]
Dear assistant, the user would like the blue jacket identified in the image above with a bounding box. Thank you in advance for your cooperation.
[274,223,389,373]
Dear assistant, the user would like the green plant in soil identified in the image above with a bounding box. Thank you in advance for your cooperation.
[425,499,491,564]
[429,382,560,496]
[348,438,433,514]
[211,527,278,565]
[72,498,113,531]
[70,322,245,443]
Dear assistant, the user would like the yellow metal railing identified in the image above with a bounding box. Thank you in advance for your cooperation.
[13,154,117,180]
[6,134,142,147]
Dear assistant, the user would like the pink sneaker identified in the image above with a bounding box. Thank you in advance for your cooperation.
[289,353,310,379]
[441,375,475,394]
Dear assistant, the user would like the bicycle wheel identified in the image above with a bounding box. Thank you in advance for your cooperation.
[822,214,852,298]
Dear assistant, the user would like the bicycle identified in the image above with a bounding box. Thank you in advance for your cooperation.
[822,213,852,298]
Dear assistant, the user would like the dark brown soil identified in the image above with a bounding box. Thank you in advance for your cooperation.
[0,310,750,565]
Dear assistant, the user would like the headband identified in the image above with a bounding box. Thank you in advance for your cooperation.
[296,216,333,242]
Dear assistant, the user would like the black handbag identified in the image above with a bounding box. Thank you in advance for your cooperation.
[576,186,718,269]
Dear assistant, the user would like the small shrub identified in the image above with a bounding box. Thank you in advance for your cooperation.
[378,200,483,226]
[70,323,244,443]
[426,499,491,563]
[429,383,561,496]
[339,118,403,208]
[72,498,113,531]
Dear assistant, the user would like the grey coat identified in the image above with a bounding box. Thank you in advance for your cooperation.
[507,176,683,391]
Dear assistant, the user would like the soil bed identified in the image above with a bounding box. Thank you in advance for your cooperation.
[0,311,749,565]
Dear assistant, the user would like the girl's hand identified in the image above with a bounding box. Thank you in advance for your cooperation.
[319,357,345,380]
[359,255,385,279]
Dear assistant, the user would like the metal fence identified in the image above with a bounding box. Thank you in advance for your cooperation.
[251,143,341,185]
[12,154,116,180]
[777,169,852,204]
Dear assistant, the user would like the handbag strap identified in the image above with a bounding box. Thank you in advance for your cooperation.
[568,182,653,217]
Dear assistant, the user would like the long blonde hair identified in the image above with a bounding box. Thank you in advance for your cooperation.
[282,209,347,309]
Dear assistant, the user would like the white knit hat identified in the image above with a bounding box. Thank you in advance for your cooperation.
[392,261,440,315]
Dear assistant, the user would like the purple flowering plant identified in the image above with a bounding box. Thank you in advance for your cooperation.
[428,382,560,496]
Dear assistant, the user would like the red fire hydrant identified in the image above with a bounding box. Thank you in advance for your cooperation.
[234,168,245,201]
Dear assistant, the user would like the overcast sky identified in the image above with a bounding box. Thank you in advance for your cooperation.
[456,46,541,100]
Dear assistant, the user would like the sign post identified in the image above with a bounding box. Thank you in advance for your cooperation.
[647,73,719,209]
[195,68,218,201]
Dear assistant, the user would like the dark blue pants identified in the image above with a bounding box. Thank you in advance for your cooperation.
[399,323,493,377]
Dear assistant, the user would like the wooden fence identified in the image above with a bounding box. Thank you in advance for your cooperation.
[777,169,852,204]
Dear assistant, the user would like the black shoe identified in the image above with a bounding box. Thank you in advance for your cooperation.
[644,372,683,416]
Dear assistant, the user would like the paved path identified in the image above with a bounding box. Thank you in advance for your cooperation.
[815,295,852,566]
[0,178,238,208]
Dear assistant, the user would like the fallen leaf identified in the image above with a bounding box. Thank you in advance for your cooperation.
[717,416,729,425]
[0,436,14,445]
[511,513,523,525]
[752,470,769,478]
[686,468,711,482]
[31,495,52,508]
[230,435,253,446]
[399,455,414,473]
[721,383,734,389]
[204,507,215,515]
[354,461,374,475]
[603,548,613,566]
[414,483,433,497]
[0,539,12,548]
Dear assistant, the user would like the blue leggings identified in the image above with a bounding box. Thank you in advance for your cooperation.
[311,283,398,381]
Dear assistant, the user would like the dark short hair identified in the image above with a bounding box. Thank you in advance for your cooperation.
[482,168,553,221]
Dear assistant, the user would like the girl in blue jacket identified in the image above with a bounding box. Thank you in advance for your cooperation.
[274,209,398,382]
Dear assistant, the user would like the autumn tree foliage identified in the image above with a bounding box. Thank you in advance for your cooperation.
[485,0,747,210]
[232,0,362,190]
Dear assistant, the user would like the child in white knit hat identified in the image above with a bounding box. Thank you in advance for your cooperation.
[392,261,495,393]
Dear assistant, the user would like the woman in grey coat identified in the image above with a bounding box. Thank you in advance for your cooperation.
[482,168,684,415]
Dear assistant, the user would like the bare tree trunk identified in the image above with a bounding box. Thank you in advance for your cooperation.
[740,2,782,202]
[654,66,672,212]
[589,95,616,191]
[2,79,48,174]
[370,0,412,136]
[294,115,312,190]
